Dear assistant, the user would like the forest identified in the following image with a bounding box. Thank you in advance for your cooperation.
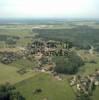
[33,25,99,50]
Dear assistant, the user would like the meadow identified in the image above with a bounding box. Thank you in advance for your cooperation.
[0,63,37,84]
[15,73,76,100]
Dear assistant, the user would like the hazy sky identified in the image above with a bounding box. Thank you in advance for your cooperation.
[0,0,99,19]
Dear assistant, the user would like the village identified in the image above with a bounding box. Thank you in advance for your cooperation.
[70,69,99,97]
[0,39,70,76]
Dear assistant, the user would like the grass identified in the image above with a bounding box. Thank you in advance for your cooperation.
[15,73,76,100]
[76,50,99,75]
[78,62,99,76]
[0,63,37,84]
[10,58,38,69]
[92,87,99,100]
[0,28,32,36]
[0,25,37,47]
[0,61,76,100]
[16,37,32,47]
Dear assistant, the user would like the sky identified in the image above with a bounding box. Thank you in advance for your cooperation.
[0,0,99,19]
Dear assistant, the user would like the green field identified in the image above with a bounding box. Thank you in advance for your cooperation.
[0,62,76,100]
[15,73,76,100]
[10,58,38,69]
[78,62,99,75]
[92,87,99,100]
[0,63,37,84]
[0,25,38,47]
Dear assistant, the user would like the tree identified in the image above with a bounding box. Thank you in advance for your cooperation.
[5,37,17,46]
[0,83,25,100]
[76,93,91,100]
[54,52,84,74]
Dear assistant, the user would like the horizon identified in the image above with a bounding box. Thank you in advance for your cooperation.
[0,18,99,25]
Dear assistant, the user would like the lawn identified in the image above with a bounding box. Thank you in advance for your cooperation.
[15,73,76,100]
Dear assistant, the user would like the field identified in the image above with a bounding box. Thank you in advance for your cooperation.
[76,50,99,75]
[0,24,38,47]
[0,61,76,100]
[0,63,37,84]
[15,73,76,100]
[10,58,38,69]
[92,87,99,100]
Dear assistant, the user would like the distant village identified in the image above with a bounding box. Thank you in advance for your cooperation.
[70,69,99,96]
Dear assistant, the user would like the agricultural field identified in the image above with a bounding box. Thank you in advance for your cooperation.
[0,24,38,47]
